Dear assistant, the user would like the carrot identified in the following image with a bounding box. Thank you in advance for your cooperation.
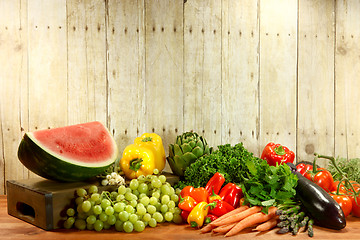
[212,223,237,233]
[211,205,262,227]
[200,205,249,233]
[254,215,279,231]
[225,206,277,237]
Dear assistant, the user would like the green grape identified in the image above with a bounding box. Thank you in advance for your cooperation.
[149,218,157,227]
[123,221,134,233]
[86,223,94,230]
[125,187,132,193]
[125,192,133,201]
[164,212,173,222]
[93,205,102,215]
[86,215,97,225]
[139,193,147,199]
[101,199,111,209]
[149,196,158,205]
[107,214,117,225]
[173,207,181,215]
[77,212,88,220]
[168,207,175,213]
[115,220,124,231]
[153,168,159,175]
[118,185,127,195]
[77,205,84,214]
[63,217,75,229]
[103,222,111,230]
[119,211,129,221]
[161,185,171,195]
[129,213,138,224]
[138,183,149,194]
[173,213,183,224]
[175,188,181,195]
[160,204,169,214]
[75,196,84,205]
[169,187,175,195]
[99,212,108,222]
[155,202,162,212]
[151,178,162,188]
[105,206,115,216]
[158,174,166,183]
[171,194,179,203]
[153,212,163,223]
[74,219,86,230]
[134,220,145,232]
[146,205,156,214]
[114,202,125,212]
[125,205,135,214]
[111,191,119,199]
[81,200,92,212]
[161,195,170,205]
[152,191,161,199]
[88,185,98,194]
[167,200,176,209]
[136,203,145,209]
[143,213,152,222]
[136,207,146,216]
[76,188,87,197]
[130,200,137,207]
[94,220,104,231]
[129,179,139,190]
[116,194,125,201]
[66,208,75,217]
[140,196,150,206]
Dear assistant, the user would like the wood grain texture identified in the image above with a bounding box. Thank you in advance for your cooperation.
[335,0,360,159]
[1,195,360,239]
[1,0,360,194]
[297,0,335,166]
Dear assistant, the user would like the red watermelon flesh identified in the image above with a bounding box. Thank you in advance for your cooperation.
[32,121,115,164]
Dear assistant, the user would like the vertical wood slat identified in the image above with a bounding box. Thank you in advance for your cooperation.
[184,0,222,148]
[27,0,68,177]
[145,0,184,169]
[107,0,145,155]
[297,0,335,166]
[335,0,360,159]
[0,0,29,193]
[259,0,298,152]
[67,0,107,126]
[221,0,260,154]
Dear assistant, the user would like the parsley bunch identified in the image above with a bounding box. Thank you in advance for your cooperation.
[177,143,298,210]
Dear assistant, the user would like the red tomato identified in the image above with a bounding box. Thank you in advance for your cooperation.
[333,180,360,194]
[330,193,353,217]
[304,168,334,192]
[296,163,313,175]
[351,195,360,217]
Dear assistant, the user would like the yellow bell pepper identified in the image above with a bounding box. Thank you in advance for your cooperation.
[187,201,209,228]
[134,133,166,172]
[120,144,156,179]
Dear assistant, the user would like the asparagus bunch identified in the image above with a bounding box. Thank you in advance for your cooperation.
[275,205,314,237]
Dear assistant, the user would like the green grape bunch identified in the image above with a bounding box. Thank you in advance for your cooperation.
[62,170,183,233]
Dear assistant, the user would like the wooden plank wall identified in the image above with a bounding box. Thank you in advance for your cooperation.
[0,0,359,194]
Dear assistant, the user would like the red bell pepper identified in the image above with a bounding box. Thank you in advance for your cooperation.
[178,195,197,212]
[261,142,295,166]
[190,187,209,203]
[205,172,225,195]
[180,185,194,198]
[180,210,190,223]
[219,183,243,208]
[205,199,234,217]
[204,214,218,225]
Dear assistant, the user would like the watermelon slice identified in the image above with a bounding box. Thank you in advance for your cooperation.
[18,121,118,182]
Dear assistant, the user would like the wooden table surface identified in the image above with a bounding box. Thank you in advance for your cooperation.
[1,195,360,240]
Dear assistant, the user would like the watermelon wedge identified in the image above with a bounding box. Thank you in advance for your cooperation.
[18,121,118,182]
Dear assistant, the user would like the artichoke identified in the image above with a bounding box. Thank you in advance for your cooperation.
[167,131,213,177]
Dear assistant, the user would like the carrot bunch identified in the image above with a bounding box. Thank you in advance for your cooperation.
[201,205,279,237]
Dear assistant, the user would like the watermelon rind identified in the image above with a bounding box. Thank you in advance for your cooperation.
[17,123,118,182]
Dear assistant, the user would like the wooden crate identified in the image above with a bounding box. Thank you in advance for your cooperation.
[6,173,179,230]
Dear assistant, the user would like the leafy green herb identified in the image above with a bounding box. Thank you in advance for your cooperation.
[177,143,298,211]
